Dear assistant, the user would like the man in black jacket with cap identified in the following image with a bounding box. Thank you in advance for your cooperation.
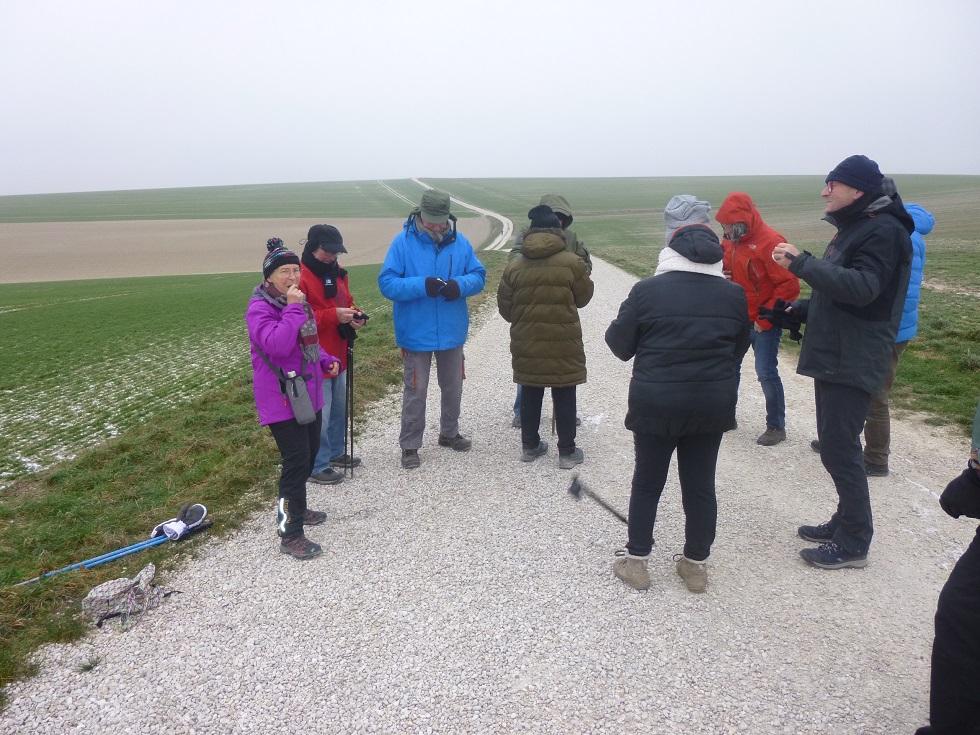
[772,154,913,570]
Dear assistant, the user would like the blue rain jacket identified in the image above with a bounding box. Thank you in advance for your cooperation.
[378,216,486,352]
[896,203,934,343]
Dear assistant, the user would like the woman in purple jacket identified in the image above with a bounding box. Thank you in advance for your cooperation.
[246,239,340,560]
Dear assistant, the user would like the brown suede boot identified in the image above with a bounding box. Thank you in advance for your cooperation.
[613,550,651,591]
[675,555,708,593]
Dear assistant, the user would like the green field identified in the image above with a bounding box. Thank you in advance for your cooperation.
[0,267,393,484]
[0,180,433,222]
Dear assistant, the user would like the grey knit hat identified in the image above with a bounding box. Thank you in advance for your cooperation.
[664,195,711,244]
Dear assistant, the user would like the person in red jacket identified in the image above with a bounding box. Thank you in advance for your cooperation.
[299,224,366,484]
[716,192,800,446]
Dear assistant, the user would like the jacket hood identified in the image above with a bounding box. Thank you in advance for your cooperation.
[667,225,723,264]
[716,192,763,233]
[905,203,935,235]
[521,229,567,259]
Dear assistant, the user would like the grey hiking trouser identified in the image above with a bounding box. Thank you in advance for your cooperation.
[400,347,464,450]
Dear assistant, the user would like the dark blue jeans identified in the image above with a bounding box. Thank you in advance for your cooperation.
[749,326,785,430]
[814,380,873,555]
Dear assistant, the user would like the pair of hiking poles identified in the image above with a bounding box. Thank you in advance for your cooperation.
[12,504,212,588]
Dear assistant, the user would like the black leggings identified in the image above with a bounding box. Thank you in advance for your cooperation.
[268,412,322,538]
[627,431,723,560]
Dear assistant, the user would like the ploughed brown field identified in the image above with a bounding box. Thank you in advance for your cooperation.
[0,216,493,283]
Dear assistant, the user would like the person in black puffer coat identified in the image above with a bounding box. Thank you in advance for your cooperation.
[772,155,914,571]
[605,195,750,593]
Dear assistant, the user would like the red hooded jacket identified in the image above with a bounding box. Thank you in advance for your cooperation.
[716,192,800,331]
[299,264,358,372]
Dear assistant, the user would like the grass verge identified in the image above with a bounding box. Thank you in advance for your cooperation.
[0,250,507,707]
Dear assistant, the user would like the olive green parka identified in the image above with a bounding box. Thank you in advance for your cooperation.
[497,228,594,387]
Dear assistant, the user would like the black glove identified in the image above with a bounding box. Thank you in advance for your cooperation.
[440,279,461,301]
[939,464,980,519]
[425,277,446,297]
[758,298,804,342]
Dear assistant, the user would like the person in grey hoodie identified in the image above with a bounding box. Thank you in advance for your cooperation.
[605,196,749,593]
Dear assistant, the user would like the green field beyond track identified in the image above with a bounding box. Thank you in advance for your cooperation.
[0,267,392,485]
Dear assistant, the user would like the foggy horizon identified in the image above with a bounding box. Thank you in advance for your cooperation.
[3,0,978,197]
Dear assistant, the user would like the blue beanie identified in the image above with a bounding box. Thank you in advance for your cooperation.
[826,155,884,194]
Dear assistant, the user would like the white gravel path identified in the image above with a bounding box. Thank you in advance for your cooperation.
[3,257,975,735]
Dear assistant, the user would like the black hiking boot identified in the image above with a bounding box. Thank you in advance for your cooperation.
[309,468,344,485]
[401,449,420,469]
[280,534,322,560]
[438,433,472,451]
[330,454,362,469]
[798,521,835,543]
[865,462,889,477]
[799,541,868,569]
[521,440,548,462]
[303,509,327,526]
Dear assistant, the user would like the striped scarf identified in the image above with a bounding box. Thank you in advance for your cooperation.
[252,283,320,363]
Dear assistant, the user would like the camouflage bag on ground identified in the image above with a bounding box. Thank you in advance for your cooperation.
[81,563,176,629]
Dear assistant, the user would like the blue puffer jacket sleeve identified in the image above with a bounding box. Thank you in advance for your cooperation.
[896,203,933,343]
[378,218,486,352]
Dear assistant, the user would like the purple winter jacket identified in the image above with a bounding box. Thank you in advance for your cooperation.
[245,297,339,426]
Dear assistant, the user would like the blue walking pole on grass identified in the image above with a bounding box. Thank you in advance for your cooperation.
[12,536,168,587]
[11,503,210,587]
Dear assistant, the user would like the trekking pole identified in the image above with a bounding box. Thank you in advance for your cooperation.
[346,340,355,479]
[85,520,213,569]
[567,473,628,525]
[12,537,166,587]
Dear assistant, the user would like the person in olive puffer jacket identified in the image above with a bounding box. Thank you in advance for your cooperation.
[497,204,594,469]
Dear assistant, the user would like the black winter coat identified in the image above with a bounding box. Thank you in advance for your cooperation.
[790,194,913,394]
[605,230,750,437]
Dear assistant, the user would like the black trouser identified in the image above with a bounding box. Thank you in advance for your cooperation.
[268,411,322,539]
[520,385,577,455]
[626,431,723,561]
[814,380,873,555]
[926,532,980,734]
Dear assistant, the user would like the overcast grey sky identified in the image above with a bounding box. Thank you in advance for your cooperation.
[2,0,978,195]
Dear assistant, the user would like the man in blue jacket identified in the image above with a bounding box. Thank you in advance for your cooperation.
[861,200,933,475]
[378,189,486,469]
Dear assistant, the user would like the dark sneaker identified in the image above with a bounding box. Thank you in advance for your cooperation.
[303,509,327,526]
[799,541,868,569]
[401,449,420,469]
[798,521,835,543]
[309,468,344,485]
[756,427,786,446]
[438,433,472,452]
[280,534,322,560]
[558,447,585,470]
[810,439,820,453]
[511,414,521,428]
[521,440,548,462]
[330,454,362,469]
[865,462,889,477]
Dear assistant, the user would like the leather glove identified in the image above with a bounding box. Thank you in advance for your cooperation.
[939,464,980,519]
[440,279,461,301]
[425,277,446,297]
